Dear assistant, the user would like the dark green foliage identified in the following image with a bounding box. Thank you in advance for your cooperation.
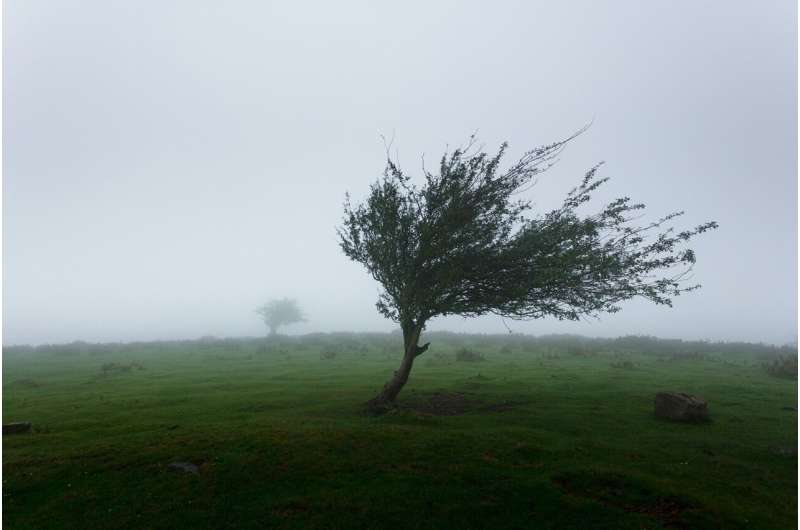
[339,132,718,328]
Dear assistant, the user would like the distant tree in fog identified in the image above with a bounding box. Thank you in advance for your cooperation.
[338,130,718,413]
[256,298,305,336]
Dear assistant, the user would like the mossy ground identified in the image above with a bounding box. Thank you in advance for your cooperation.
[3,336,796,529]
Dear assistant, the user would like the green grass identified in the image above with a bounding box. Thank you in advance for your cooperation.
[3,336,797,529]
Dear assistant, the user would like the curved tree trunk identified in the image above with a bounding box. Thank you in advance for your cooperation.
[364,321,429,414]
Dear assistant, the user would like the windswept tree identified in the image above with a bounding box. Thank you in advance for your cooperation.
[256,298,306,336]
[338,131,718,413]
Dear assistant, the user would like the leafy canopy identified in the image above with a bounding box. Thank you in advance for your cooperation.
[255,298,306,331]
[338,133,717,328]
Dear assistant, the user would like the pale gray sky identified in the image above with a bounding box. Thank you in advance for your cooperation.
[3,1,797,345]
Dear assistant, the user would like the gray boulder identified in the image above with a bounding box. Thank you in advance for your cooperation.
[167,462,199,475]
[654,392,709,422]
[3,422,32,435]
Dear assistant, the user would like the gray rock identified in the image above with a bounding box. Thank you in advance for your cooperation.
[167,462,199,475]
[772,446,796,457]
[654,392,709,423]
[3,422,32,435]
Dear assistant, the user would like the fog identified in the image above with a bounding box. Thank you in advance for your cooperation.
[3,1,796,346]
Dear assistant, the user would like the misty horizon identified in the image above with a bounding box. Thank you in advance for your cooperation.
[3,329,797,350]
[4,1,797,346]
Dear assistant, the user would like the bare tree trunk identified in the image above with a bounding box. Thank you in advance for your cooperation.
[364,322,429,414]
[268,324,278,337]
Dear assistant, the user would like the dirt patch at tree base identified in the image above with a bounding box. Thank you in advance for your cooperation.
[401,391,479,416]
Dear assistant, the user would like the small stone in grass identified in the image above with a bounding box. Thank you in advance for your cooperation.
[654,392,709,423]
[3,422,32,435]
[168,462,199,475]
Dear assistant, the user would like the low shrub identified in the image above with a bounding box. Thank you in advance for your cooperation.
[763,355,798,379]
[455,348,485,362]
[610,360,635,370]
[99,362,144,376]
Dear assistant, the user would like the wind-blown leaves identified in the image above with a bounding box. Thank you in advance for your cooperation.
[338,132,718,329]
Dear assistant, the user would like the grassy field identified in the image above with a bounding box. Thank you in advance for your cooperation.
[3,333,797,529]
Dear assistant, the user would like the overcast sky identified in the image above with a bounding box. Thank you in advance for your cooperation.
[3,1,797,345]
